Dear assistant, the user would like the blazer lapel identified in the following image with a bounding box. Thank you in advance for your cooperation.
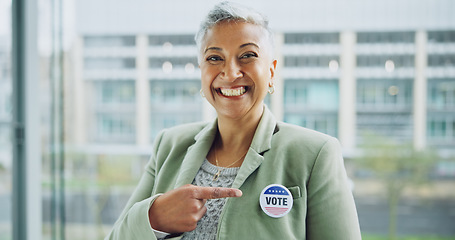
[174,120,218,188]
[232,106,277,189]
[173,106,277,189]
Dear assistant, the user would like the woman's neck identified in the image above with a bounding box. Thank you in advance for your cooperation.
[213,106,263,165]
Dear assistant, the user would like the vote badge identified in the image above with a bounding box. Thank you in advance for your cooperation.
[259,184,293,218]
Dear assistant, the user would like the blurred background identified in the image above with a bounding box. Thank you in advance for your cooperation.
[1,0,455,239]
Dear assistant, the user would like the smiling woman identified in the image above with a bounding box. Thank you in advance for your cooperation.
[199,21,276,123]
[106,2,361,240]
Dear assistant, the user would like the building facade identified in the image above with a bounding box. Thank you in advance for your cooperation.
[66,1,455,180]
[71,30,455,154]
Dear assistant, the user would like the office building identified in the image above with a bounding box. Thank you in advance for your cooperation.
[70,0,455,163]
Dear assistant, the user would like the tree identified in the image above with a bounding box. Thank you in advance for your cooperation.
[354,133,437,240]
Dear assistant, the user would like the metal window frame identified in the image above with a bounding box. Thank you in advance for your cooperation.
[12,0,41,239]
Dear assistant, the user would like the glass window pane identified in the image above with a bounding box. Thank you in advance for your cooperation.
[0,0,11,238]
[27,1,455,239]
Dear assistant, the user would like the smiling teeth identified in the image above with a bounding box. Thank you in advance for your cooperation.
[220,87,246,97]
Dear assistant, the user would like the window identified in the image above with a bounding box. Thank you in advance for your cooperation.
[357,112,413,141]
[428,115,455,144]
[284,113,338,137]
[284,79,339,137]
[356,78,414,142]
[284,56,339,67]
[357,31,415,43]
[150,79,200,104]
[284,79,339,111]
[428,54,455,67]
[428,30,455,43]
[149,57,198,69]
[149,34,195,46]
[96,80,135,104]
[284,32,339,44]
[428,79,455,110]
[84,57,136,69]
[90,81,136,143]
[150,79,202,140]
[84,36,136,48]
[357,55,414,67]
[96,113,136,143]
[357,79,413,110]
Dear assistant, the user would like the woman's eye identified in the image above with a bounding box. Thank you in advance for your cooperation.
[206,56,223,62]
[240,52,258,59]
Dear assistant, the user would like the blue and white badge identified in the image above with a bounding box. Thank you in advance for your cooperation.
[259,184,293,218]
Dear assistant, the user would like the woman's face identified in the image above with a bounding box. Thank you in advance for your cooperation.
[199,21,277,121]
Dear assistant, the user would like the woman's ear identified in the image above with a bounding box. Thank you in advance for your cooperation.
[270,59,277,79]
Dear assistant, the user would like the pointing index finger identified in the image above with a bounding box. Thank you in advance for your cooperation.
[194,186,242,200]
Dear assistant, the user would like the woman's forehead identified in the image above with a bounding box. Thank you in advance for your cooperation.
[203,22,268,50]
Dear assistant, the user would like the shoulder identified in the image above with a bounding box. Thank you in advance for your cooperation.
[150,121,212,165]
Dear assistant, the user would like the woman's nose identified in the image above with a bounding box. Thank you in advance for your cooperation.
[221,59,243,81]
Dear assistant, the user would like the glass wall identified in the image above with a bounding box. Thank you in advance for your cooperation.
[0,0,11,238]
[6,0,455,239]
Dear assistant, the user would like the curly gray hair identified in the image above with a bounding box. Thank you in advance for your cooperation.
[195,1,274,62]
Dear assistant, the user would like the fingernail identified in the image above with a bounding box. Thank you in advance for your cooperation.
[235,190,242,197]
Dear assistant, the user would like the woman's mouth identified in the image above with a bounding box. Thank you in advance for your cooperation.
[218,86,247,97]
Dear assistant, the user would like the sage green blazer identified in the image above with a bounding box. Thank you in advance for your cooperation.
[106,107,361,240]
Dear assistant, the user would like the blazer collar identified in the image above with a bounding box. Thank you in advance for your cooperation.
[174,106,278,188]
[249,105,277,155]
[232,106,277,188]
[174,120,218,188]
[193,105,278,149]
[195,105,277,154]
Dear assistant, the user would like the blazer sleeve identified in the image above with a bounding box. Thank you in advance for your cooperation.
[305,137,362,240]
[105,130,166,240]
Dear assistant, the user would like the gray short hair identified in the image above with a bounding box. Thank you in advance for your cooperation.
[195,1,274,61]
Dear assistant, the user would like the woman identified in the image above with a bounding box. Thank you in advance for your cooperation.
[106,2,361,239]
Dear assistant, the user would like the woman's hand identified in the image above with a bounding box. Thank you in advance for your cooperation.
[148,184,242,233]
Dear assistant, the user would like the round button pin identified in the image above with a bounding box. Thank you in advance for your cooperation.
[259,184,293,218]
